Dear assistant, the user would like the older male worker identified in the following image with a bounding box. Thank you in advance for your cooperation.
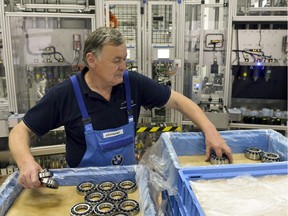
[9,27,233,189]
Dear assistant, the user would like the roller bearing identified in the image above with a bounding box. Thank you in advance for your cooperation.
[107,189,127,205]
[118,199,140,216]
[245,147,263,160]
[38,168,53,179]
[70,202,93,216]
[84,191,106,206]
[97,181,116,194]
[40,177,59,189]
[209,153,229,165]
[76,181,96,196]
[93,201,116,216]
[261,152,281,163]
[117,180,137,193]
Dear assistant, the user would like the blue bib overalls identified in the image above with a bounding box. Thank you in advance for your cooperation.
[69,71,137,167]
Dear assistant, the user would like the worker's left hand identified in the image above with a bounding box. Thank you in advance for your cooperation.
[204,131,233,163]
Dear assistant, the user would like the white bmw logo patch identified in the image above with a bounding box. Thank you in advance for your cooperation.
[112,154,124,165]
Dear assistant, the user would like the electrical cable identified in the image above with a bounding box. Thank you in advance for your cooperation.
[232,49,278,63]
[25,32,69,64]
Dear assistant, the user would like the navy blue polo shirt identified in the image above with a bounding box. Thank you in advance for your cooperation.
[23,67,171,167]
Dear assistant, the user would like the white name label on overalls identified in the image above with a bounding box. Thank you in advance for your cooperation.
[103,129,124,138]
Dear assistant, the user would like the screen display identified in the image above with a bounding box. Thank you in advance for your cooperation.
[157,49,170,59]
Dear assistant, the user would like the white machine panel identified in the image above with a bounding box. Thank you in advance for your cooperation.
[233,30,287,65]
[126,45,136,61]
[152,45,175,61]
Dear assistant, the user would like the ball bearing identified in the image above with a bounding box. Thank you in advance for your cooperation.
[70,202,93,216]
[261,152,281,163]
[107,189,127,205]
[97,181,116,194]
[117,180,137,193]
[38,168,59,189]
[38,168,53,179]
[209,153,229,165]
[76,181,96,196]
[245,147,263,160]
[84,191,106,206]
[93,201,116,215]
[40,177,59,189]
[118,199,140,216]
[71,180,139,215]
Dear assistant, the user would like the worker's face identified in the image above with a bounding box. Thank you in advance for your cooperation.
[93,43,127,86]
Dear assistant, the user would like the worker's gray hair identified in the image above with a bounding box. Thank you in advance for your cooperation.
[83,27,125,65]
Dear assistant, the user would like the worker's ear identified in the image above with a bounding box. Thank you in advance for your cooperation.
[86,52,96,67]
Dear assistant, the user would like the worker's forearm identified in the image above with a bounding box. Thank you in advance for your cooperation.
[181,99,216,133]
[9,121,35,169]
[166,90,217,133]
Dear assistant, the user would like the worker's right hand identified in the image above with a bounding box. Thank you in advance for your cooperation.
[18,160,43,189]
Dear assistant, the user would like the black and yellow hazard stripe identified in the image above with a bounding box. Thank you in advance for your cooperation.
[136,126,181,133]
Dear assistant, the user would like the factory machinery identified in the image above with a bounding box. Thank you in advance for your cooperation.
[0,0,182,171]
[225,0,287,134]
[0,0,287,174]
[182,0,287,134]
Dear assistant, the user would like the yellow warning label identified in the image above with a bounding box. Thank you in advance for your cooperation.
[136,126,181,133]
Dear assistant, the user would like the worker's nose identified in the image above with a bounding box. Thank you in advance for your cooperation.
[119,60,126,70]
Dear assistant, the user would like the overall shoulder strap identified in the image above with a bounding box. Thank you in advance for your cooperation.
[123,70,134,123]
[70,75,91,124]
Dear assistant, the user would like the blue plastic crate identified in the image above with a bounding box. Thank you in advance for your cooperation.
[163,190,182,216]
[0,165,157,216]
[177,162,288,216]
[164,192,190,216]
[142,129,288,196]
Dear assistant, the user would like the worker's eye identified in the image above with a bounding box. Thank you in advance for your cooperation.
[113,58,126,64]
[113,58,121,64]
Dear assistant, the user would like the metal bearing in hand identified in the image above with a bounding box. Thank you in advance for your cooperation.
[76,181,96,196]
[118,199,140,216]
[97,181,116,194]
[38,168,59,189]
[70,202,93,216]
[93,201,116,215]
[209,153,229,165]
[117,180,137,193]
[84,191,105,206]
[261,152,281,163]
[107,189,127,204]
[245,147,263,160]
[40,177,59,189]
[38,168,53,179]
